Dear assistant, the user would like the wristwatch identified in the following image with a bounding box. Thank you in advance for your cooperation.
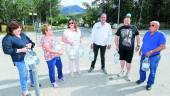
[150,50,153,54]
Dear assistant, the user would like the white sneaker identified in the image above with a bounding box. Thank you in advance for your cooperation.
[52,82,59,88]
[117,71,125,77]
[58,77,64,82]
[76,71,81,75]
[22,91,31,96]
[124,73,131,82]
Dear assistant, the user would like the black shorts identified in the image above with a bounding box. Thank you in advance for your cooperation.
[119,49,134,63]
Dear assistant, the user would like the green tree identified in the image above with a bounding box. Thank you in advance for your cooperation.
[34,0,60,24]
[85,0,170,28]
[82,2,100,27]
[53,14,67,26]
[0,0,32,23]
[0,0,61,25]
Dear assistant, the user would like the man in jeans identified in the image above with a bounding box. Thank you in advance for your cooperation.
[88,13,112,74]
[136,21,166,90]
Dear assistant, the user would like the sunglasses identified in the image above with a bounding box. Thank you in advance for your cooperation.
[69,22,74,25]
[150,24,155,27]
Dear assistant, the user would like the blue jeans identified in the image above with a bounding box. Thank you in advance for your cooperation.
[15,61,34,92]
[139,55,161,86]
[46,57,63,83]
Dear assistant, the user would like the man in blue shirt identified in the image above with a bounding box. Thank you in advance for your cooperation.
[136,21,166,90]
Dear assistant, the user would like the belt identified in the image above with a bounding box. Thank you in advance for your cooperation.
[150,53,160,57]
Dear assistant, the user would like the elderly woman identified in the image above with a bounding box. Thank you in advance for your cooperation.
[40,24,64,88]
[2,21,35,96]
[62,19,82,77]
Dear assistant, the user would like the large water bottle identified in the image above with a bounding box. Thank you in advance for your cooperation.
[142,57,150,71]
[89,49,94,61]
[78,45,84,58]
[24,49,40,70]
[114,52,120,64]
[53,38,63,51]
[54,44,62,51]
[69,45,77,60]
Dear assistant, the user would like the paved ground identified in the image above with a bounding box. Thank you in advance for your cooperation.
[0,29,170,96]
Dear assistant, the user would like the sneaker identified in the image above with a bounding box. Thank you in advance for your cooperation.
[22,91,31,96]
[124,74,131,82]
[88,67,94,73]
[30,83,42,87]
[101,68,108,75]
[58,77,64,82]
[136,80,143,85]
[146,85,152,90]
[117,71,125,77]
[76,71,81,75]
[52,82,59,88]
[25,93,31,96]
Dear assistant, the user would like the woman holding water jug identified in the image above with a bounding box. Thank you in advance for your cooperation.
[40,24,64,88]
[62,19,82,77]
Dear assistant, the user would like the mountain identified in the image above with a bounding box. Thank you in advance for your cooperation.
[60,5,86,15]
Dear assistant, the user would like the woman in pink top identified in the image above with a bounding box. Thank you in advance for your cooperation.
[40,24,64,88]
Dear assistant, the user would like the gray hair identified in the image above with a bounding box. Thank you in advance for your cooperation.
[150,21,160,27]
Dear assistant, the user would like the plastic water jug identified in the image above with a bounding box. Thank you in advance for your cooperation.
[142,57,150,71]
[89,50,94,61]
[114,52,120,64]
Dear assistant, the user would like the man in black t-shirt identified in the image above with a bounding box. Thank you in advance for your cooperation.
[115,17,140,81]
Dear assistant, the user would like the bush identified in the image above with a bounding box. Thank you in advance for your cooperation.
[52,15,68,26]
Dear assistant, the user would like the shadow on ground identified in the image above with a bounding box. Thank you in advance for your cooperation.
[0,70,145,96]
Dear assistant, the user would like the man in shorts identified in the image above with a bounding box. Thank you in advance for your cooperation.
[115,17,140,81]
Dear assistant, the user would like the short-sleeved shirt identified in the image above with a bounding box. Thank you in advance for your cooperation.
[116,25,139,50]
[141,31,166,56]
[40,35,57,61]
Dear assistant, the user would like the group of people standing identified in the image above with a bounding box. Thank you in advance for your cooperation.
[88,13,140,82]
[2,13,166,96]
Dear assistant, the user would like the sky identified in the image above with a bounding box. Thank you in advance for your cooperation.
[61,0,93,7]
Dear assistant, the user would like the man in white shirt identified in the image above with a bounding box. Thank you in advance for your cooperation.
[88,13,112,74]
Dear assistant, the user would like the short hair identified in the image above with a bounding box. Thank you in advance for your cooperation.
[150,21,160,27]
[7,21,21,35]
[124,16,131,20]
[42,24,51,35]
[124,17,131,22]
[100,13,107,17]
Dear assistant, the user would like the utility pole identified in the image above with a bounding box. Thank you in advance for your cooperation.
[50,0,52,25]
[117,0,120,25]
